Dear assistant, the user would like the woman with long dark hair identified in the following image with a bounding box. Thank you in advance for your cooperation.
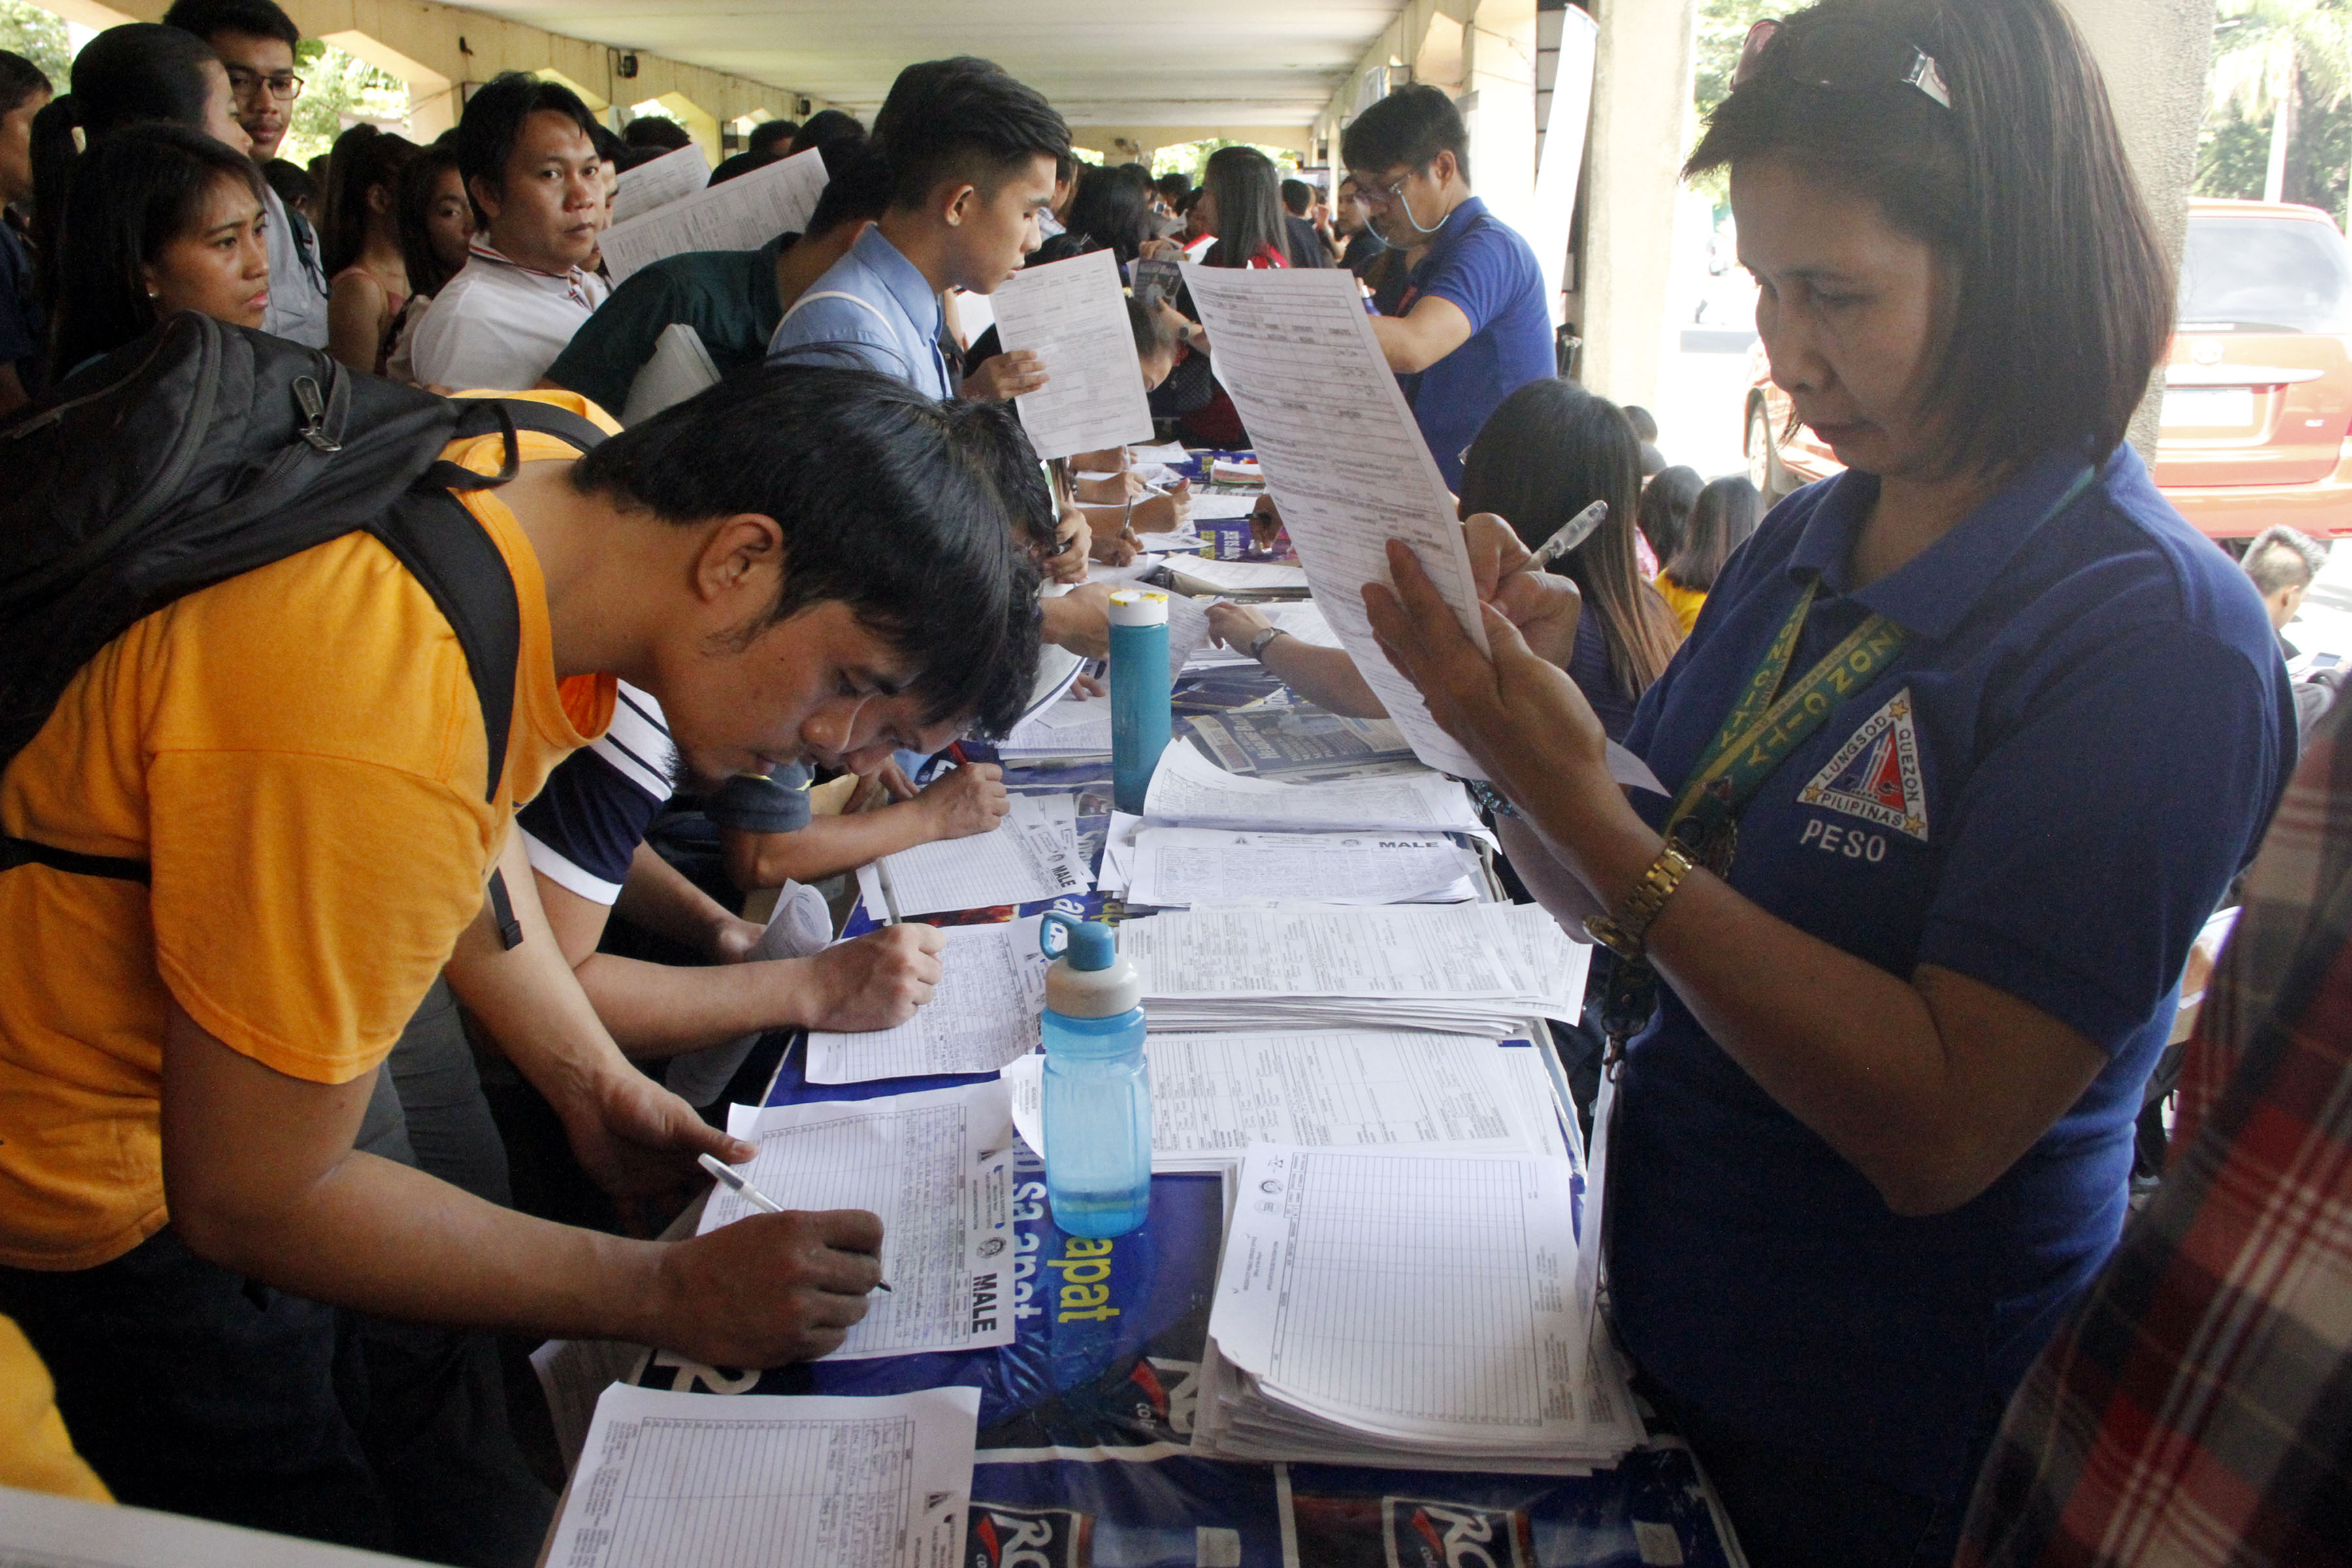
[1656,475,1764,634]
[1364,1,2290,1558]
[46,122,268,379]
[380,143,470,385]
[1197,144,1289,270]
[29,23,245,313]
[321,122,416,373]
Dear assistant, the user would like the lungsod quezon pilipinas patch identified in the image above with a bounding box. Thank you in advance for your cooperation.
[1799,687,1929,841]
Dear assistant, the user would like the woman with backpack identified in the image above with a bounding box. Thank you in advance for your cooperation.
[44,124,270,380]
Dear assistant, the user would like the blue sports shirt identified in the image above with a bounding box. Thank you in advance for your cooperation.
[1609,445,2293,1501]
[1394,197,1554,491]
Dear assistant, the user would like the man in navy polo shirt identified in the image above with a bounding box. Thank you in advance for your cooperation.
[1343,85,1555,491]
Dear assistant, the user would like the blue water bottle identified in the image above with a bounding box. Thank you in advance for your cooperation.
[1109,589,1171,815]
[1039,911,1152,1237]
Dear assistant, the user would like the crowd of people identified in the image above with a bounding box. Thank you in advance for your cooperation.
[0,0,2344,1563]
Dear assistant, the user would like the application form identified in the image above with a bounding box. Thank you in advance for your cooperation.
[609,143,708,225]
[710,1083,1018,1359]
[1124,827,1477,907]
[600,148,828,282]
[990,249,1155,459]
[806,917,1048,1085]
[857,793,1090,917]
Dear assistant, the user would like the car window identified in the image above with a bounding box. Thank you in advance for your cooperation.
[2180,216,2352,333]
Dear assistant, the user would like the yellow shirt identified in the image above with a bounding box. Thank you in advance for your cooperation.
[0,1316,109,1501]
[0,398,617,1271]
[1656,572,1707,638]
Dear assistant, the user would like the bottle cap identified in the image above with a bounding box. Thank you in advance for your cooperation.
[1107,589,1169,629]
[1039,911,1143,1018]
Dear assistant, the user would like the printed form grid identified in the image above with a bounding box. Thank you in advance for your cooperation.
[1266,1152,1540,1427]
[587,1414,913,1568]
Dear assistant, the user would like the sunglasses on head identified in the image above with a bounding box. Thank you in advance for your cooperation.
[1735,17,1952,111]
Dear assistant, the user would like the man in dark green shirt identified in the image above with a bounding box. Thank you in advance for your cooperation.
[543,151,887,418]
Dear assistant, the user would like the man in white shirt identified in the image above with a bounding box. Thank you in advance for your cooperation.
[412,73,609,391]
[161,0,330,348]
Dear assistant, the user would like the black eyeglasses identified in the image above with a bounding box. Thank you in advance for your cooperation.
[1735,18,1951,111]
[225,67,304,103]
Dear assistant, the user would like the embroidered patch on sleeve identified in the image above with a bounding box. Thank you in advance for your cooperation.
[1798,687,1929,841]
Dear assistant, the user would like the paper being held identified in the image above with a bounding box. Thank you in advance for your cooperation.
[990,250,1155,459]
[1178,263,1491,777]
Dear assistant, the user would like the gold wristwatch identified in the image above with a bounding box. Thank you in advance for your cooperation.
[1584,841,1697,960]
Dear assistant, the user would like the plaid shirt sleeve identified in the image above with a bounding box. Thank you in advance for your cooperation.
[1955,699,2352,1567]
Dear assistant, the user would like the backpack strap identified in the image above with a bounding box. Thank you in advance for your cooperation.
[1,836,150,883]
[374,490,525,804]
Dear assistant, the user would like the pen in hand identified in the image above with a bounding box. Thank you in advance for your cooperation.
[697,1154,892,1291]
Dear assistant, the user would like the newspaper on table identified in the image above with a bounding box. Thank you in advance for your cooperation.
[598,146,828,283]
[548,1383,980,1568]
[1119,902,1590,1034]
[1181,262,1492,776]
[1183,705,1415,774]
[1195,1143,1641,1471]
[1000,1030,1567,1171]
[706,1081,1018,1359]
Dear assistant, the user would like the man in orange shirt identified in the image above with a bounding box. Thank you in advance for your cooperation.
[0,365,1047,1560]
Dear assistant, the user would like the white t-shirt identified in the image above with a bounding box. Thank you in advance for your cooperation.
[408,242,608,391]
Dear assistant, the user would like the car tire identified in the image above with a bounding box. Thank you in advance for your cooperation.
[1746,400,1788,500]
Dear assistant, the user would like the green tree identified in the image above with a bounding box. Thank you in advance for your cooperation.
[278,39,407,169]
[1693,0,1778,122]
[2205,0,2352,217]
[1151,138,1299,186]
[0,0,71,92]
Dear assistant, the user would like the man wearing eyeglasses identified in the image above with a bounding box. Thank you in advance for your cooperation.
[163,0,331,350]
[1343,84,1554,492]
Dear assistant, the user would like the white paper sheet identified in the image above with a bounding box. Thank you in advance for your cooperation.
[998,695,1112,759]
[1163,557,1310,593]
[1000,1032,1551,1170]
[1131,440,1192,465]
[617,320,721,425]
[1096,809,1144,895]
[549,1383,979,1568]
[1209,1145,1586,1449]
[1142,741,1481,834]
[990,249,1155,459]
[806,917,1048,1084]
[609,142,710,225]
[1186,492,1263,521]
[1125,828,1477,908]
[710,1083,1017,1359]
[859,793,1090,917]
[1124,904,1527,1002]
[599,146,828,283]
[1179,263,1491,776]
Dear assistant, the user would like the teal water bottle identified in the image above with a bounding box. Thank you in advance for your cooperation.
[1109,589,1171,814]
[1039,911,1151,1237]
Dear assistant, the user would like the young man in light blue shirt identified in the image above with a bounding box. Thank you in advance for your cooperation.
[769,57,1068,397]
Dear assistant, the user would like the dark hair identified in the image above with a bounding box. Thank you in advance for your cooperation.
[1663,476,1764,593]
[869,57,1069,211]
[1154,172,1189,202]
[1459,378,1680,698]
[622,115,693,152]
[31,24,226,314]
[570,365,1046,736]
[320,123,414,275]
[1128,295,1177,361]
[749,118,798,155]
[590,123,626,167]
[1342,83,1471,184]
[1201,144,1286,269]
[261,155,312,209]
[1280,177,1313,217]
[395,142,468,296]
[709,148,776,186]
[456,71,599,216]
[159,0,298,49]
[1637,465,1702,563]
[1064,163,1150,265]
[1622,404,1658,442]
[0,48,50,121]
[1686,0,2168,475]
[805,142,892,238]
[48,122,265,378]
[790,108,864,155]
[2244,525,2328,596]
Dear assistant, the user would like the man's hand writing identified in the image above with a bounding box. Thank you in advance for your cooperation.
[648,1208,883,1365]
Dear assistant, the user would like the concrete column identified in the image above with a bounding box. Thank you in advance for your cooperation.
[2059,0,2217,461]
[1577,0,1695,410]
[1461,0,1541,237]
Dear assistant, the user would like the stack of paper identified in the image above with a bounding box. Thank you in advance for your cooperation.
[1120,902,1590,1034]
[1183,704,1415,774]
[996,694,1111,760]
[1195,1144,1641,1471]
[1143,741,1482,835]
[550,1383,979,1568]
[1162,557,1309,596]
[1000,1030,1571,1170]
[807,917,1047,1083]
[1124,827,1480,908]
[855,794,1090,918]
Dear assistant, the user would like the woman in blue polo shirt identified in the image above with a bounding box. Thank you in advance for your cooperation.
[1364,2,2293,1563]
